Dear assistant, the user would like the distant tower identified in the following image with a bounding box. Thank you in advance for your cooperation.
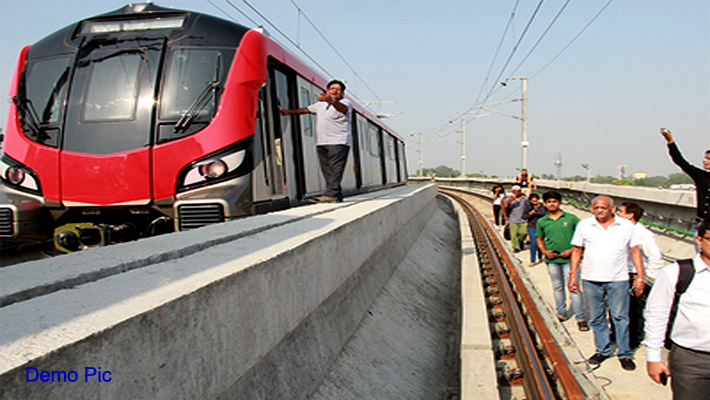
[553,153,562,180]
[618,165,627,180]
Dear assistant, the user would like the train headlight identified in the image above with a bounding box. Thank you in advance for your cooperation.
[0,155,42,195]
[6,166,25,185]
[199,160,227,179]
[180,148,247,190]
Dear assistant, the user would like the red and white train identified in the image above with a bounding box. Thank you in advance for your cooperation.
[0,3,407,253]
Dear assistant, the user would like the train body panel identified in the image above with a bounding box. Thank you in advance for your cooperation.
[0,3,406,252]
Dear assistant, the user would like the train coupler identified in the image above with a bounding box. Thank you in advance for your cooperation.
[53,222,137,253]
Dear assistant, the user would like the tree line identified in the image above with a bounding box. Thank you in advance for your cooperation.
[418,166,692,189]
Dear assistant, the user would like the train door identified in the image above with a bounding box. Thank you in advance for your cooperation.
[341,128,357,194]
[252,88,271,204]
[395,140,406,182]
[358,118,373,188]
[384,134,397,184]
[253,72,287,209]
[350,114,363,190]
[60,36,165,205]
[273,68,301,206]
[296,77,326,197]
[365,122,384,187]
[253,64,301,210]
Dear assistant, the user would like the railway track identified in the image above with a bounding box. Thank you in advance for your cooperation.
[441,188,586,400]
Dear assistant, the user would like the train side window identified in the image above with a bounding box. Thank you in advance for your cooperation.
[15,55,71,146]
[299,86,313,137]
[82,49,143,122]
[369,122,380,157]
[22,56,71,126]
[358,117,368,153]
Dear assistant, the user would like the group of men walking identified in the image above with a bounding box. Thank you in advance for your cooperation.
[500,130,709,399]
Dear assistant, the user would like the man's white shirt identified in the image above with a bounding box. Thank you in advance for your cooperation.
[626,223,665,281]
[643,254,710,362]
[571,216,641,282]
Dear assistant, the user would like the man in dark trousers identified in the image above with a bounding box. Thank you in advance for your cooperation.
[644,218,710,399]
[661,128,710,233]
[281,80,352,203]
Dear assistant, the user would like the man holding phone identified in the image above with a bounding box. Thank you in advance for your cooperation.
[660,128,710,235]
[535,191,588,331]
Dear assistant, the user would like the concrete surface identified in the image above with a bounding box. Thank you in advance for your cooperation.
[455,198,500,400]
[0,184,444,399]
[310,197,462,399]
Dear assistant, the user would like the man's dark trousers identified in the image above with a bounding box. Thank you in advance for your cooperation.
[317,145,350,199]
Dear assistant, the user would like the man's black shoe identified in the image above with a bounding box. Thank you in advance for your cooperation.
[587,353,610,366]
[308,196,338,204]
[619,357,636,371]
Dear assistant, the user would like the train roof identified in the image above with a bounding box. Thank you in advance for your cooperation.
[22,2,403,143]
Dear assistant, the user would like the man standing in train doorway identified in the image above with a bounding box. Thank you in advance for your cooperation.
[280,80,352,203]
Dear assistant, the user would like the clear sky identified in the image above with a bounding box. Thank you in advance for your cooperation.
[1,0,708,178]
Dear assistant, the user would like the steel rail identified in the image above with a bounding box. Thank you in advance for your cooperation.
[442,188,586,400]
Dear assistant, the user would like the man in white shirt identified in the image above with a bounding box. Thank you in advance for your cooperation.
[644,218,710,399]
[617,202,665,349]
[280,80,352,203]
[568,196,645,371]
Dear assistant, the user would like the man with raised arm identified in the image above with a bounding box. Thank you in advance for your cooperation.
[281,80,352,203]
[661,128,710,232]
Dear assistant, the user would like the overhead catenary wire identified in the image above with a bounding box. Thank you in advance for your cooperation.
[208,0,384,105]
[506,0,571,80]
[529,0,615,80]
[289,0,382,103]
[425,0,616,143]
[479,0,545,106]
[207,0,259,27]
[436,0,545,140]
[472,0,522,109]
[239,0,336,82]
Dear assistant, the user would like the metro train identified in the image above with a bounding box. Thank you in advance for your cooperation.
[0,3,407,253]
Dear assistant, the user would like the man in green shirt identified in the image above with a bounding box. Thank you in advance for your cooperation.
[536,191,589,331]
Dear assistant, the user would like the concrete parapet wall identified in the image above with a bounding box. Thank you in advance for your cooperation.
[410,177,695,210]
[413,177,698,233]
[0,184,437,399]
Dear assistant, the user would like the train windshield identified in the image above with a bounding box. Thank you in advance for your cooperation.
[82,49,143,122]
[160,47,235,121]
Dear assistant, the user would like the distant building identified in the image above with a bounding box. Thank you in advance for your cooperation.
[633,171,647,180]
